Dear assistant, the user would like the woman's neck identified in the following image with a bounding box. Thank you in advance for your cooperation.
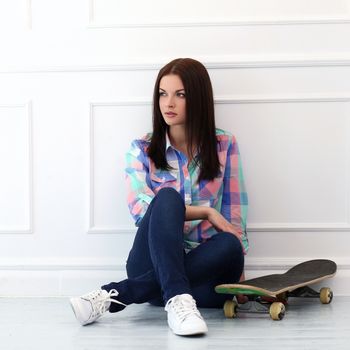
[168,125,196,162]
[168,125,186,150]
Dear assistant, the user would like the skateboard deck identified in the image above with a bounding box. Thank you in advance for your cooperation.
[215,259,337,320]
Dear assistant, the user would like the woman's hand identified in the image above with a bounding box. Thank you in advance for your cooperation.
[185,206,242,242]
[207,208,240,239]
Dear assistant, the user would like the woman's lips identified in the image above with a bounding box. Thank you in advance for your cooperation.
[165,112,177,117]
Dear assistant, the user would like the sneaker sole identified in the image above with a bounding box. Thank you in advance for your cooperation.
[170,325,208,336]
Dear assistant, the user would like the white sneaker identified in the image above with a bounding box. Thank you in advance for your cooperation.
[165,294,208,336]
[70,289,126,326]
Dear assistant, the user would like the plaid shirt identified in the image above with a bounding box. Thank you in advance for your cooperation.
[125,128,248,254]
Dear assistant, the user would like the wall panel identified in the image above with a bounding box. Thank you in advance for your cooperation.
[0,103,32,233]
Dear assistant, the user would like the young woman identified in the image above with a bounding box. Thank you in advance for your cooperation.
[70,58,248,336]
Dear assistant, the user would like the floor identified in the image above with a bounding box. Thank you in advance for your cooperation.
[1,296,349,350]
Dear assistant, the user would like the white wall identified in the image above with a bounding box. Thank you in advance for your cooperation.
[1,0,350,296]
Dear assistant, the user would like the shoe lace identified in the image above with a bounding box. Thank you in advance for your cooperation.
[165,295,201,323]
[84,289,127,319]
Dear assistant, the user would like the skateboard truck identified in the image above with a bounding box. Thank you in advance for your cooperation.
[225,296,287,321]
[235,296,285,317]
[289,286,333,303]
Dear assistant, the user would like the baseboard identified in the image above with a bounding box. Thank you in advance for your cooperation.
[0,257,349,296]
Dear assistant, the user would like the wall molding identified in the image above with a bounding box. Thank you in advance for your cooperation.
[248,223,350,232]
[89,95,350,107]
[0,256,349,271]
[88,18,350,29]
[89,103,96,233]
[88,97,350,234]
[88,0,350,29]
[0,101,33,234]
[0,257,126,271]
[87,101,150,234]
[216,94,350,104]
[87,224,350,235]
[2,56,350,74]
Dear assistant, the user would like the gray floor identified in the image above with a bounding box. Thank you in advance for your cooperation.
[1,296,349,350]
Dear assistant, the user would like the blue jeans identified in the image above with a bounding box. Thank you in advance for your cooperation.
[102,187,244,312]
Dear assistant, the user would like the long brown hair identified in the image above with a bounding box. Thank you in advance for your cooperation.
[147,58,220,182]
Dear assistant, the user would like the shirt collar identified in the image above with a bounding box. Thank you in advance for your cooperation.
[165,130,200,162]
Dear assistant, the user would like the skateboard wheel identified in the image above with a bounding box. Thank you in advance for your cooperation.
[223,300,238,318]
[320,287,333,304]
[269,302,285,321]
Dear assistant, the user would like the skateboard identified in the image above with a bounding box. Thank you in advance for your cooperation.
[215,259,337,320]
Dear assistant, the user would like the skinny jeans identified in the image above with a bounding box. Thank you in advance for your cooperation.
[102,187,244,312]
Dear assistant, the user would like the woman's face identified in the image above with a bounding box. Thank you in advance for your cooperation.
[159,74,186,127]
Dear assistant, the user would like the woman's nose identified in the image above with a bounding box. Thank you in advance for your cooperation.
[166,95,175,107]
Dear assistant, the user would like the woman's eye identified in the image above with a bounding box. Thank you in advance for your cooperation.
[177,93,186,98]
[159,92,167,97]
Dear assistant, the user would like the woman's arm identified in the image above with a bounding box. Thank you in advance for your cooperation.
[185,205,238,237]
[125,140,155,226]
[187,204,246,284]
[220,135,248,253]
[185,205,211,221]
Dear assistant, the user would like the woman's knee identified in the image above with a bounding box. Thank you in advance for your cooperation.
[154,187,184,209]
[156,187,182,200]
[214,233,244,282]
[213,232,244,261]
